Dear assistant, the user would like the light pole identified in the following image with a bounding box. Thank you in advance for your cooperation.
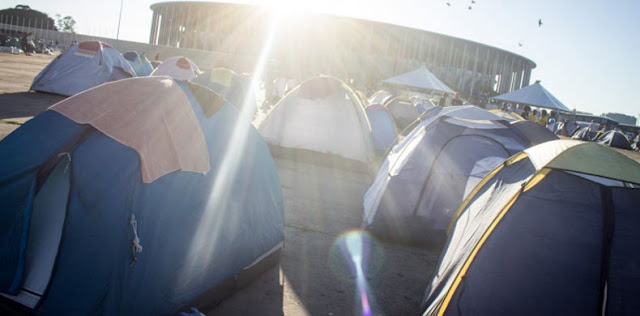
[116,0,124,39]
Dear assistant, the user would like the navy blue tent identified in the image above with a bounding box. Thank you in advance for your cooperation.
[597,130,632,150]
[422,140,640,315]
[0,77,284,314]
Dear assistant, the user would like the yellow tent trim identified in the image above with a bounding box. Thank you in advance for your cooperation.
[446,163,504,233]
[447,151,529,233]
[437,191,520,315]
[506,151,527,166]
[437,168,550,315]
[524,168,551,192]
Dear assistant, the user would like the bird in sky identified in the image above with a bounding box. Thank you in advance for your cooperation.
[538,19,543,27]
[518,42,523,47]
[471,0,476,3]
[446,2,451,6]
[468,5,472,10]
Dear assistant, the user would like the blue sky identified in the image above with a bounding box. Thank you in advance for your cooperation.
[5,0,640,120]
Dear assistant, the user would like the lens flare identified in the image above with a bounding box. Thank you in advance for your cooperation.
[330,230,382,316]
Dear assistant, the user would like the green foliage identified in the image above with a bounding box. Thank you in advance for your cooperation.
[55,14,76,33]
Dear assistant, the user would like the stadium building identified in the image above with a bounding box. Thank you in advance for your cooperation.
[149,1,536,95]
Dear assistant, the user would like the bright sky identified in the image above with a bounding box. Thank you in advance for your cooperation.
[5,0,640,119]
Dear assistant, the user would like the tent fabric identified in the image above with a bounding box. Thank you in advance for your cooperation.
[596,130,633,150]
[122,51,154,76]
[362,105,531,244]
[368,90,393,105]
[30,41,136,96]
[365,103,398,152]
[489,109,524,121]
[383,66,455,94]
[493,81,570,111]
[258,76,375,163]
[0,78,284,314]
[421,139,640,315]
[510,120,558,146]
[385,97,421,131]
[529,140,640,185]
[572,126,596,141]
[192,68,256,115]
[151,56,201,80]
[50,77,211,183]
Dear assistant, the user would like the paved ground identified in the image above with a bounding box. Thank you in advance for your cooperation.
[0,52,440,315]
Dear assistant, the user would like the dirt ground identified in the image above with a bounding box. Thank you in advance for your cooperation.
[0,52,441,315]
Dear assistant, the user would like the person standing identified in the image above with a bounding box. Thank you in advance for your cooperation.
[529,109,538,123]
[538,110,549,127]
[521,105,531,120]
[21,33,31,56]
[547,111,556,132]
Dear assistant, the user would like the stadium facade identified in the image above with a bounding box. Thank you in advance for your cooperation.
[149,1,536,95]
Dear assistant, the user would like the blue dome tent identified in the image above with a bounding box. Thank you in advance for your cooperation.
[0,77,284,314]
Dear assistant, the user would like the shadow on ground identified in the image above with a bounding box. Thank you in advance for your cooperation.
[0,92,65,120]
[209,155,442,315]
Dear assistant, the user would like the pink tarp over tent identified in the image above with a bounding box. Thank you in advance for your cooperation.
[50,77,210,183]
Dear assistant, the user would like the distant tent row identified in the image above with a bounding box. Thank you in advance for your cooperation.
[362,106,557,244]
[0,77,284,314]
[422,140,640,315]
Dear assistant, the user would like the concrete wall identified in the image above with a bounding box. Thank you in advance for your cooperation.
[0,22,259,72]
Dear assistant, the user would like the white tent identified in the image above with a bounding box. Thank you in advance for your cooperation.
[259,76,375,163]
[151,56,201,80]
[383,66,455,94]
[493,81,570,111]
[30,41,136,96]
[122,51,154,76]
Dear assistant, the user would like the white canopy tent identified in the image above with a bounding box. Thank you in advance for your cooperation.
[493,81,570,111]
[383,66,455,94]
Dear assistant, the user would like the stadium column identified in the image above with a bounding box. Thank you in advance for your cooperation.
[493,52,500,93]
[508,56,515,91]
[149,10,158,44]
[448,39,455,83]
[514,60,523,89]
[481,48,489,87]
[159,6,167,45]
[458,43,468,92]
[523,66,531,87]
[498,55,506,93]
[470,45,479,95]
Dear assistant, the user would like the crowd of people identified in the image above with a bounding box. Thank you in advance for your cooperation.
[0,31,59,55]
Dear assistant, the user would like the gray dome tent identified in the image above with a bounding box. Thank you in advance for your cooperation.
[362,106,535,244]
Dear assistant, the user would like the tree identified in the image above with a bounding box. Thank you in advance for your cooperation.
[55,14,76,33]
